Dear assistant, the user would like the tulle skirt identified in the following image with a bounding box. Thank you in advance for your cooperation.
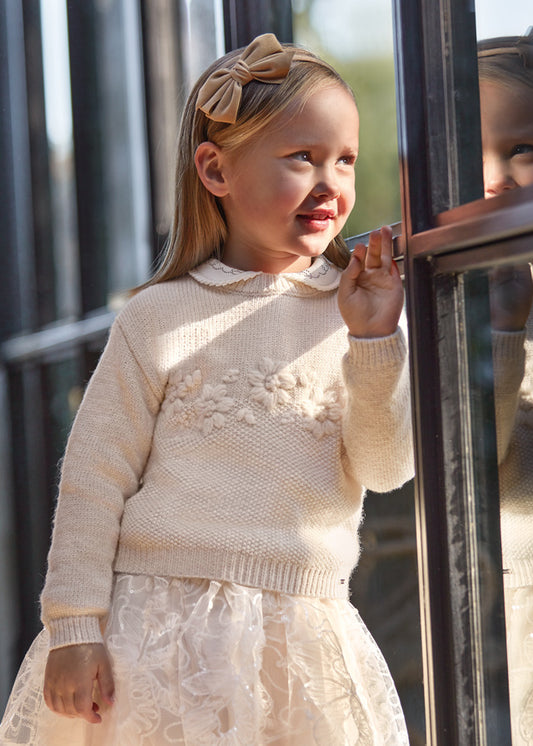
[505,585,533,745]
[0,574,408,745]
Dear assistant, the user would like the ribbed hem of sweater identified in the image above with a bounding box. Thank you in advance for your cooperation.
[114,547,352,601]
[503,558,533,589]
[47,615,104,649]
[492,328,527,362]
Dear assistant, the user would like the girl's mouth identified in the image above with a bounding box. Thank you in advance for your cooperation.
[297,211,336,231]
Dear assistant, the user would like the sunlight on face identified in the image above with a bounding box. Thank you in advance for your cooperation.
[220,84,359,274]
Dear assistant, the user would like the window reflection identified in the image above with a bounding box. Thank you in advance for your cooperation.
[40,0,80,321]
[474,19,533,743]
[491,260,533,744]
[462,260,533,745]
[478,30,533,199]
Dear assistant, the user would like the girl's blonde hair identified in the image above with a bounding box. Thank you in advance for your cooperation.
[477,31,533,93]
[144,44,354,287]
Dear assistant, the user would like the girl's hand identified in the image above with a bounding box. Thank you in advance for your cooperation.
[489,264,533,332]
[43,643,115,724]
[338,225,404,338]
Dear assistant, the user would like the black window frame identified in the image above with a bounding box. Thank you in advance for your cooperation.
[394,0,533,742]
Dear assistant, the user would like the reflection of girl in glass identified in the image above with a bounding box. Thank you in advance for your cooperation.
[478,30,533,198]
[478,28,533,746]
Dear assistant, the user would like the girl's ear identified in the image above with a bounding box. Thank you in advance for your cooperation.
[194,142,229,197]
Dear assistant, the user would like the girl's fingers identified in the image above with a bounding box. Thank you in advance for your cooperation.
[43,643,114,723]
[365,226,393,270]
[345,244,366,281]
[48,692,65,716]
[55,693,76,720]
[44,681,105,724]
[57,696,73,718]
[97,656,116,706]
[364,230,382,269]
[44,686,62,716]
[73,687,101,723]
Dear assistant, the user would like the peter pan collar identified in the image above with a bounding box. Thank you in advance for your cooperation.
[189,255,342,291]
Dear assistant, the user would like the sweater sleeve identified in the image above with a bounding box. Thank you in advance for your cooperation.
[341,322,414,493]
[40,313,164,649]
[492,329,527,464]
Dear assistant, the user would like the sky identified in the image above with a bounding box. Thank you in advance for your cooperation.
[40,0,71,149]
[40,0,531,147]
[304,0,531,60]
[475,0,531,40]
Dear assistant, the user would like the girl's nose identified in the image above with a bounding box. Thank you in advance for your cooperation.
[483,158,517,198]
[312,170,341,200]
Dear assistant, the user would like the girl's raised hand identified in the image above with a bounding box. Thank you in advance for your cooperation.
[43,643,115,724]
[337,225,404,338]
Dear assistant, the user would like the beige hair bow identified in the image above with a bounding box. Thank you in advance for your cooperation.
[196,33,295,124]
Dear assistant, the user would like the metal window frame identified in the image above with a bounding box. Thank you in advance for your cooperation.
[222,0,293,48]
[394,0,533,742]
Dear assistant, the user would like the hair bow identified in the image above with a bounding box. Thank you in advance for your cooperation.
[478,26,533,69]
[517,28,533,69]
[196,33,295,124]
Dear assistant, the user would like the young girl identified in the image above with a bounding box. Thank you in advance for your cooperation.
[0,33,413,745]
[478,28,533,746]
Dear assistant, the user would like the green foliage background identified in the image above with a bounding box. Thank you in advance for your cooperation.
[292,8,401,239]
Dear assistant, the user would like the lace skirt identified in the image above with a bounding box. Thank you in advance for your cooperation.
[506,586,533,745]
[0,574,408,745]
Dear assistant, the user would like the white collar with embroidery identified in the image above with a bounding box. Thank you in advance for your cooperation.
[189,255,342,291]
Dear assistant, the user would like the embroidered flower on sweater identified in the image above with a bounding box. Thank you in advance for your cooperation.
[222,369,240,384]
[162,370,203,426]
[302,388,343,439]
[164,370,202,407]
[237,407,256,425]
[195,384,235,435]
[248,358,297,411]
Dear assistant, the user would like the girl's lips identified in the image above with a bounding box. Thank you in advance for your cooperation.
[299,210,337,220]
[297,212,336,231]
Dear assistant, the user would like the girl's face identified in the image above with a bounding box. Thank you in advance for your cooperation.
[218,84,359,273]
[480,80,533,198]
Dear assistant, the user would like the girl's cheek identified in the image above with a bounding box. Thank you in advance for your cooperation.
[515,163,533,189]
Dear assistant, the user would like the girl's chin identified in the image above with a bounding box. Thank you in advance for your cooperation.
[296,240,333,258]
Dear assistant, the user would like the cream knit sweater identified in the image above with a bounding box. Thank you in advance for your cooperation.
[493,311,533,589]
[41,256,413,648]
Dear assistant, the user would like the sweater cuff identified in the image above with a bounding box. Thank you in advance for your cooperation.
[491,328,526,361]
[47,616,104,649]
[346,327,407,368]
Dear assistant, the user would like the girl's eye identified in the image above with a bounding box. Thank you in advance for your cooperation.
[291,151,312,162]
[511,144,533,157]
[338,154,356,166]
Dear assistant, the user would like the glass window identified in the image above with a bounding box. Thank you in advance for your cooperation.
[40,0,79,321]
[141,0,224,253]
[39,0,153,314]
[394,0,533,740]
[474,1,533,205]
[462,256,533,744]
